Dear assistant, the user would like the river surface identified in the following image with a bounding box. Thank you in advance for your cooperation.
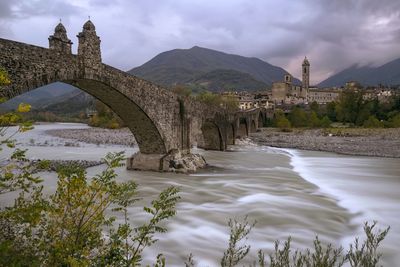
[1,123,399,266]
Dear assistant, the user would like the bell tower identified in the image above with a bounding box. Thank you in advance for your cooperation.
[302,56,310,90]
[48,22,73,54]
[77,20,102,71]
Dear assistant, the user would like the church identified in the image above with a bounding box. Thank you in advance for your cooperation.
[271,58,341,105]
[271,57,310,105]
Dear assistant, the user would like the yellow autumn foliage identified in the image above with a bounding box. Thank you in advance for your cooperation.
[0,68,11,85]
[17,103,31,113]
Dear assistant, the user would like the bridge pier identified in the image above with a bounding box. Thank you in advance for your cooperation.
[126,150,207,173]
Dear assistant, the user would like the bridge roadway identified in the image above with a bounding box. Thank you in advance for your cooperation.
[0,20,271,172]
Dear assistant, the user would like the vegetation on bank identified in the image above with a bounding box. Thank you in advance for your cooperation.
[272,90,400,130]
[172,85,240,112]
[21,111,87,123]
[88,100,125,129]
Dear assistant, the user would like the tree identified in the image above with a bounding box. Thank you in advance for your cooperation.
[89,100,124,129]
[356,100,374,126]
[307,111,321,128]
[335,90,363,123]
[274,110,291,130]
[196,91,221,107]
[326,101,337,122]
[172,84,192,97]
[310,101,320,115]
[196,91,239,112]
[320,116,332,128]
[221,95,239,112]
[289,107,308,127]
[387,113,400,127]
[363,115,383,128]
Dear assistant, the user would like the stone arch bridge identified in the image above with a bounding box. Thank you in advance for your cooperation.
[0,21,269,172]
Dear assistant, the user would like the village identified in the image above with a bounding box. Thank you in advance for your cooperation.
[221,57,397,111]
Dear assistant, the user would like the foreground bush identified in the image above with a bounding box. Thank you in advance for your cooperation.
[0,150,180,266]
[204,218,389,267]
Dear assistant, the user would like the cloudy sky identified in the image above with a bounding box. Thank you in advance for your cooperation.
[1,0,400,84]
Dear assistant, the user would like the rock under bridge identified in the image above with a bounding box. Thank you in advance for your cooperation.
[0,20,269,172]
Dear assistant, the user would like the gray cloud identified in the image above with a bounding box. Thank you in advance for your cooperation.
[0,0,399,84]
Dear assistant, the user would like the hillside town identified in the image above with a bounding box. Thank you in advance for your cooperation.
[222,57,397,110]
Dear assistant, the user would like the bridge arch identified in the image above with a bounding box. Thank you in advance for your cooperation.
[226,123,235,145]
[65,79,167,154]
[237,118,248,138]
[2,76,168,154]
[199,121,223,151]
[258,112,264,128]
[250,120,257,133]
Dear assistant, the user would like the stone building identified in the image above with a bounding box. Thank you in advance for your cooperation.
[307,88,341,104]
[271,58,309,105]
[271,57,343,105]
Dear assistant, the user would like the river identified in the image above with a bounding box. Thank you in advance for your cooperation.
[1,123,399,266]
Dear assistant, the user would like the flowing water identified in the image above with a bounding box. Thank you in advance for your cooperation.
[1,123,399,266]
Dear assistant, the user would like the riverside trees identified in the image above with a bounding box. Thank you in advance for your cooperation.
[275,90,400,130]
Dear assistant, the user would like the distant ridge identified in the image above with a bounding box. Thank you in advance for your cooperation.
[128,46,300,91]
[0,82,94,117]
[319,58,400,87]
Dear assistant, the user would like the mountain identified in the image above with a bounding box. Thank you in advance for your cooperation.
[0,82,94,118]
[319,58,400,87]
[188,69,268,92]
[128,46,300,91]
[36,91,94,117]
[0,82,80,112]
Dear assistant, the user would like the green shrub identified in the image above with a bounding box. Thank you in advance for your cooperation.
[387,113,400,127]
[276,116,291,130]
[363,116,384,128]
[0,150,179,266]
[320,116,332,128]
[307,111,321,128]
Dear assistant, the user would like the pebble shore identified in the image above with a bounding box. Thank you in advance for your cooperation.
[46,127,136,146]
[250,128,400,158]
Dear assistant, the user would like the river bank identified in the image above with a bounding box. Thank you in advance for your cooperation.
[250,128,400,158]
[46,127,136,146]
[45,125,400,158]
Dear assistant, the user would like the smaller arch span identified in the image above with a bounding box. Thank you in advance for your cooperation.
[258,112,264,128]
[237,118,248,138]
[250,120,257,133]
[199,121,223,151]
[226,123,235,145]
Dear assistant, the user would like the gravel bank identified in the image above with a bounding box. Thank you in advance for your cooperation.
[250,128,400,158]
[31,159,104,172]
[46,127,136,146]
